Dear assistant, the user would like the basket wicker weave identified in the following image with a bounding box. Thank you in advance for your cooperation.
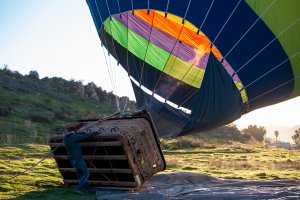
[50,111,166,190]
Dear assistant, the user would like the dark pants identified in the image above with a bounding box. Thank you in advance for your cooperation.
[70,158,90,192]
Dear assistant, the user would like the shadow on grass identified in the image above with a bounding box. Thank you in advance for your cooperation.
[13,186,95,200]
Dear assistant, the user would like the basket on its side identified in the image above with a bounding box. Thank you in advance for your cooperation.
[50,111,166,190]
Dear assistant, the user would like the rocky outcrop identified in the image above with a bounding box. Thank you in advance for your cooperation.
[2,67,136,111]
[85,82,99,101]
[119,96,136,111]
[74,83,85,99]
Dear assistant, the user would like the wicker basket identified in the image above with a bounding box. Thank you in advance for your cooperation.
[50,111,166,190]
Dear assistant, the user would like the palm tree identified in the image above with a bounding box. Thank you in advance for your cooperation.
[292,128,300,145]
[274,130,279,143]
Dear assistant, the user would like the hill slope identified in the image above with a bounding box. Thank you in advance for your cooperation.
[0,67,136,144]
[0,67,253,145]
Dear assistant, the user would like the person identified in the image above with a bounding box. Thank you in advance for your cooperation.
[63,130,98,195]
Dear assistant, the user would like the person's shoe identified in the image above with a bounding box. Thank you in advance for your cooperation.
[74,190,84,195]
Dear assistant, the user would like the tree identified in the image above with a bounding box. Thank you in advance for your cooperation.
[292,128,300,145]
[28,70,39,79]
[241,125,266,142]
[274,130,279,143]
[2,64,9,69]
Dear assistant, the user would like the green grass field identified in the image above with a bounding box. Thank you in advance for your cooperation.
[0,144,299,199]
[163,145,300,179]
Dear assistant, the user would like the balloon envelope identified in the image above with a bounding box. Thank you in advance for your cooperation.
[86,0,300,137]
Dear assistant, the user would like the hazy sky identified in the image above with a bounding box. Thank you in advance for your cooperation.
[1,0,299,133]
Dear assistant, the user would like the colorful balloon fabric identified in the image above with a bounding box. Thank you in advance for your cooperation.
[86,0,300,137]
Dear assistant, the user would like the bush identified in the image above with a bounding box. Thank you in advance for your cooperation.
[35,102,53,111]
[30,113,53,123]
[241,125,266,142]
[28,70,39,79]
[0,105,13,116]
[46,91,71,102]
[161,137,209,150]
[53,111,69,120]
[30,131,48,143]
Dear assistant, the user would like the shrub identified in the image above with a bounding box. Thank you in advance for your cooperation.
[28,70,39,79]
[30,113,53,123]
[0,105,13,116]
[241,125,266,142]
[53,111,69,120]
[161,137,208,150]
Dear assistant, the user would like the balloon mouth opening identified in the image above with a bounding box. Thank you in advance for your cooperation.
[130,76,192,114]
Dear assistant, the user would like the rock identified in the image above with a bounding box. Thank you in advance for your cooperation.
[119,96,137,111]
[74,83,85,99]
[85,82,99,101]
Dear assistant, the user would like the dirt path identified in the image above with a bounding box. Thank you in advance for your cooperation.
[96,172,300,200]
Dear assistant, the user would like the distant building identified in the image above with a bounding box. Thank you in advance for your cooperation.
[269,142,293,150]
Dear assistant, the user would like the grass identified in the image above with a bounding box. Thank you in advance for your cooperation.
[0,68,118,145]
[0,144,299,199]
[0,144,94,200]
[163,145,300,179]
[0,85,114,144]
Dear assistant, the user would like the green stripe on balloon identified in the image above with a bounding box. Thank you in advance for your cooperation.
[103,17,206,87]
[102,16,247,101]
[246,0,300,97]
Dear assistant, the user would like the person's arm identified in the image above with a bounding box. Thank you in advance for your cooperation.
[71,132,97,143]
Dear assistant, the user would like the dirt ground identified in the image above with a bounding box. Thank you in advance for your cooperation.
[96,172,300,200]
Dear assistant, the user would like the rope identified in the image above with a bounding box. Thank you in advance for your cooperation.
[131,52,141,84]
[212,0,241,44]
[94,0,104,29]
[245,51,300,89]
[198,0,215,32]
[183,0,192,20]
[166,57,203,103]
[152,1,192,98]
[95,0,117,95]
[116,0,121,14]
[151,0,221,106]
[96,0,120,111]
[105,0,120,98]
[123,97,128,111]
[101,48,116,95]
[165,0,170,17]
[126,12,130,74]
[131,0,134,14]
[236,17,300,74]
[223,0,277,60]
[2,142,63,183]
[150,0,238,107]
[248,75,300,103]
[82,111,122,132]
[177,89,199,109]
[139,10,155,86]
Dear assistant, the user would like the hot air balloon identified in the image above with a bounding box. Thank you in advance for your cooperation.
[86,0,300,137]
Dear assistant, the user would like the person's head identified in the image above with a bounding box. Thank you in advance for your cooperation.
[64,131,75,137]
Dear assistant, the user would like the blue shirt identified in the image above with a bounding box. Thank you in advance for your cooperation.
[63,132,96,160]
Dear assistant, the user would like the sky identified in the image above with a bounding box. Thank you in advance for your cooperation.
[1,0,299,137]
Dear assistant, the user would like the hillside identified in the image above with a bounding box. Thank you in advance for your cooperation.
[0,66,136,144]
[0,66,254,146]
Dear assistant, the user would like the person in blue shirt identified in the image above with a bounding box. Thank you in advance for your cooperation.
[63,130,98,195]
